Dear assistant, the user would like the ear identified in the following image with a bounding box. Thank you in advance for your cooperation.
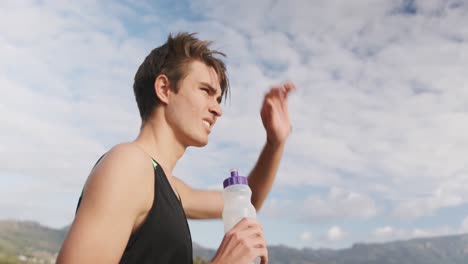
[154,74,171,104]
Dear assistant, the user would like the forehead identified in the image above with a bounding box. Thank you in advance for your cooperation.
[186,60,221,91]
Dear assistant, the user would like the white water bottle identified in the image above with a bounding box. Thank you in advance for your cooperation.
[222,168,261,264]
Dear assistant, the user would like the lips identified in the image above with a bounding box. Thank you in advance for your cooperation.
[202,118,215,129]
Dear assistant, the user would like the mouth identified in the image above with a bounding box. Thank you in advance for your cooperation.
[202,119,213,130]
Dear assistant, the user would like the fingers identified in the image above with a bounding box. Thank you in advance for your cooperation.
[238,226,265,247]
[280,81,296,99]
[262,82,296,114]
[228,217,262,233]
[227,218,266,249]
[266,81,296,100]
[233,230,266,249]
[218,218,268,264]
[238,230,268,262]
[225,218,264,247]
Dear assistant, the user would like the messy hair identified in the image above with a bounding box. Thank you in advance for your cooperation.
[133,32,230,123]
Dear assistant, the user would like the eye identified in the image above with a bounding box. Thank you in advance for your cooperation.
[201,87,210,94]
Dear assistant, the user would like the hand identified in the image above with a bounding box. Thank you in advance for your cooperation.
[211,218,268,264]
[260,82,296,147]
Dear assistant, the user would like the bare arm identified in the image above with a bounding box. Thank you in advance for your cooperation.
[57,144,153,263]
[249,82,295,210]
[176,82,296,219]
[174,143,284,219]
[173,178,223,219]
[248,141,285,210]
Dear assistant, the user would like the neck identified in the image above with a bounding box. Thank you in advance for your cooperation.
[133,111,185,174]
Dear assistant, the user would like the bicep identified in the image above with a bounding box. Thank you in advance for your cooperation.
[174,178,224,219]
[58,193,135,263]
[57,147,150,263]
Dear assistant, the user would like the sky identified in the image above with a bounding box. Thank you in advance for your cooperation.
[1,0,468,250]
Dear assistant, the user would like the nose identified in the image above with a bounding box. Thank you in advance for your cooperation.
[209,100,223,117]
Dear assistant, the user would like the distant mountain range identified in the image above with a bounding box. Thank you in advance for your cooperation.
[1,219,468,264]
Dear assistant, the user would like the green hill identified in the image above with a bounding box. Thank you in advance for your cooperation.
[0,220,65,263]
[1,219,468,264]
[266,234,468,264]
[0,220,212,264]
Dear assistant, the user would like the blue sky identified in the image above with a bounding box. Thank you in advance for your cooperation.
[1,0,468,250]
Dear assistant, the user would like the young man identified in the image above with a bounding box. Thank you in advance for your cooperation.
[57,32,295,264]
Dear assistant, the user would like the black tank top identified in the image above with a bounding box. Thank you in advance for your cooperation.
[76,157,193,263]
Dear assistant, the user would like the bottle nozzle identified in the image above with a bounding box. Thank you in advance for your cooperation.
[230,168,239,177]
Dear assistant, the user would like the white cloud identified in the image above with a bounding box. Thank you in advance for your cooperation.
[461,216,468,233]
[410,226,457,239]
[184,1,468,222]
[261,187,377,222]
[2,0,468,248]
[393,187,464,219]
[324,226,346,241]
[300,231,312,241]
[373,226,396,239]
[0,0,147,227]
[371,225,459,243]
[190,0,271,34]
[260,198,294,219]
[303,187,378,221]
[411,228,434,238]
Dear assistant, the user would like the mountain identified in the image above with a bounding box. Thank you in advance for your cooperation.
[265,235,468,264]
[0,220,65,263]
[1,219,468,264]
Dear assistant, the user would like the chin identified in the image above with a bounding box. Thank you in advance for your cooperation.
[192,139,209,147]
[187,135,209,147]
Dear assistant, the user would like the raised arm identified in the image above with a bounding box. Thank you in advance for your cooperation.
[248,82,296,210]
[176,82,296,219]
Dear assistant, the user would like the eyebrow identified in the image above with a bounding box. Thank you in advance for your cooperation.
[200,82,222,102]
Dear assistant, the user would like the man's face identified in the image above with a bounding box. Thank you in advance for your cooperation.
[165,60,223,147]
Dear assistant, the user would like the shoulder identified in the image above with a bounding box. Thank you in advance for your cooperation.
[95,143,151,174]
[82,142,154,214]
[90,143,153,183]
[57,143,154,263]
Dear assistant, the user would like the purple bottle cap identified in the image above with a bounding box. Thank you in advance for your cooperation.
[223,168,248,188]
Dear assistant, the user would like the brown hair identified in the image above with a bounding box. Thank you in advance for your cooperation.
[133,32,230,123]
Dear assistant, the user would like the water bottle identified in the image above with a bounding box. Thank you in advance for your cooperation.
[222,168,261,264]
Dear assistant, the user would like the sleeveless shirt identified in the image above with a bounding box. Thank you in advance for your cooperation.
[76,157,193,263]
